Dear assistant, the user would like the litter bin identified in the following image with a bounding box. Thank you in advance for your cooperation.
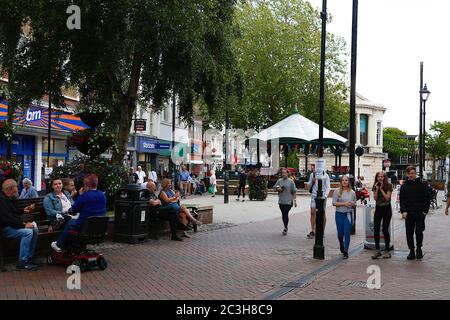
[364,204,394,250]
[113,184,150,244]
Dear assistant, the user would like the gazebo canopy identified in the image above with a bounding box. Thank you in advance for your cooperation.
[249,109,347,146]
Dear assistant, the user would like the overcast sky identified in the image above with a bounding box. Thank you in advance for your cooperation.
[307,0,450,135]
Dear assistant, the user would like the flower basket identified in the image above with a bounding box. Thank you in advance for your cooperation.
[69,128,114,158]
[78,112,107,127]
[248,170,267,201]
[0,160,22,186]
[0,121,15,141]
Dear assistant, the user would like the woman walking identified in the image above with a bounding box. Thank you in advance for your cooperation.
[209,170,217,197]
[332,176,356,259]
[274,168,297,235]
[371,171,393,259]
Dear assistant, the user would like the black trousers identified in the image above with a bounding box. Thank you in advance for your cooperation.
[279,204,293,229]
[373,205,392,250]
[237,184,246,198]
[405,211,426,250]
[151,206,178,237]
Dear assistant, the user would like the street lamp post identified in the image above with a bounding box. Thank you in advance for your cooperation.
[313,0,327,260]
[420,83,430,179]
[223,107,230,204]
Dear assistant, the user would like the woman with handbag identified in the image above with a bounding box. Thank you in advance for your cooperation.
[43,178,74,231]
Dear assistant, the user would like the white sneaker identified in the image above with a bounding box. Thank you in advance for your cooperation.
[51,241,62,253]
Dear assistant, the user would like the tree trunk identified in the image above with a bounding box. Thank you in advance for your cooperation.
[111,101,135,166]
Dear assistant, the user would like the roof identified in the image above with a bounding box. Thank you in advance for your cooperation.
[356,93,387,111]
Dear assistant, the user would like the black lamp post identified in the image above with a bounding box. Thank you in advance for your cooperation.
[223,107,230,204]
[420,83,430,179]
[313,0,327,260]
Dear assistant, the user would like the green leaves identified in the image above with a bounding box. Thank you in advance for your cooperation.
[383,127,417,158]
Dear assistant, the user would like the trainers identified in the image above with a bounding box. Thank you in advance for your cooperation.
[16,261,38,271]
[171,235,183,241]
[307,232,315,239]
[407,250,416,260]
[242,199,245,202]
[382,251,392,259]
[282,228,288,235]
[416,248,423,260]
[371,250,382,260]
[236,198,240,201]
[343,252,349,259]
[51,241,62,253]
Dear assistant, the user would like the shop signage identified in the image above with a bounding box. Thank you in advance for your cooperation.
[158,143,171,150]
[138,136,158,153]
[134,119,146,132]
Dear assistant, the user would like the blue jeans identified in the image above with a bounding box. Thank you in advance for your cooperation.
[335,211,352,252]
[56,219,80,249]
[2,226,39,262]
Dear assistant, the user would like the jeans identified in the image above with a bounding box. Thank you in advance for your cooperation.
[405,211,426,250]
[335,211,352,252]
[3,226,39,262]
[279,204,293,229]
[237,184,246,198]
[56,219,80,249]
[374,205,392,250]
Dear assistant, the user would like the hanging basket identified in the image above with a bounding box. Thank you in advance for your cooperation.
[78,112,107,127]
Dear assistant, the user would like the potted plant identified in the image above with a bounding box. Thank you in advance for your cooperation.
[76,103,109,127]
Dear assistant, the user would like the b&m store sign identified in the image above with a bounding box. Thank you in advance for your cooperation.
[0,99,88,133]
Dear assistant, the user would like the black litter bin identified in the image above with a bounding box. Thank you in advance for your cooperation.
[113,184,150,244]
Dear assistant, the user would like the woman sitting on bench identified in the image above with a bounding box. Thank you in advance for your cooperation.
[44,178,74,231]
[159,178,201,234]
[51,174,106,252]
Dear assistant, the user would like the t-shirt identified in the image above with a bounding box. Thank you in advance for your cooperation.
[179,171,190,182]
[372,183,393,207]
[333,189,356,213]
[307,173,331,197]
[274,178,297,205]
[136,171,146,184]
[57,193,72,213]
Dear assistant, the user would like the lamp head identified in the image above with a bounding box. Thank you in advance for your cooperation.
[420,83,431,102]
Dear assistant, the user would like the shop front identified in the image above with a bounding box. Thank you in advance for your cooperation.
[0,99,88,189]
[137,136,159,176]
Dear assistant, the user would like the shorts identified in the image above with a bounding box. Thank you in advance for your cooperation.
[310,197,327,209]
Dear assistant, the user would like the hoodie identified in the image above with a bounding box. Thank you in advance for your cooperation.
[0,191,25,229]
[400,178,430,214]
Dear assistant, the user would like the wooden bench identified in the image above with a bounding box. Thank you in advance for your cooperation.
[0,196,60,271]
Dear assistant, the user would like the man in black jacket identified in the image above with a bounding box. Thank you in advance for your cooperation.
[0,179,39,270]
[400,166,431,260]
[236,169,248,202]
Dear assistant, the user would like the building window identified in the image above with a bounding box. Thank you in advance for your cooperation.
[360,114,369,146]
[400,156,408,164]
[163,105,169,122]
[376,121,382,146]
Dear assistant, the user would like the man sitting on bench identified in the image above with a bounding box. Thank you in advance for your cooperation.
[0,179,40,271]
[146,181,183,241]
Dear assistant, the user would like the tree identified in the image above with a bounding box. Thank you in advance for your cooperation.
[0,0,241,164]
[425,121,450,182]
[383,127,417,159]
[205,0,349,132]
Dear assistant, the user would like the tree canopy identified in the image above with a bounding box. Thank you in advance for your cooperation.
[0,0,241,163]
[205,0,349,132]
[383,127,417,159]
[425,121,450,181]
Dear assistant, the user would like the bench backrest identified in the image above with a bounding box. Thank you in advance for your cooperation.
[14,197,46,222]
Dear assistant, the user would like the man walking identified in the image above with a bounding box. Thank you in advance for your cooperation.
[306,168,330,239]
[136,166,146,185]
[274,168,297,235]
[236,168,247,202]
[400,166,430,260]
[179,165,191,198]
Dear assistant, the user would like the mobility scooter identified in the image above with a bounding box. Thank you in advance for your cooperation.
[47,216,109,272]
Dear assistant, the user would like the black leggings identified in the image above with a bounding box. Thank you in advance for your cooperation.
[374,205,392,250]
[279,204,293,229]
[237,184,246,198]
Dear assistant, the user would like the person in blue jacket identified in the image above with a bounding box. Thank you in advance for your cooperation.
[51,174,106,252]
[44,178,74,222]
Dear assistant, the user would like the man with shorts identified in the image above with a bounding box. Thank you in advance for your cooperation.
[306,170,330,239]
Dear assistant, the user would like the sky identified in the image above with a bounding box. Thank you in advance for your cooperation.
[307,0,450,135]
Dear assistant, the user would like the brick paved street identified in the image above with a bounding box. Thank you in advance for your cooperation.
[0,194,449,300]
